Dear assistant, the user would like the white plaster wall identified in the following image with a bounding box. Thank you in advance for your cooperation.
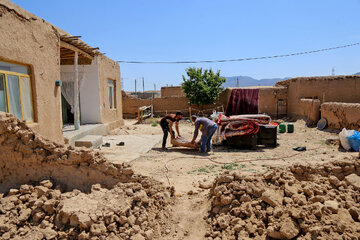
[60,58,101,124]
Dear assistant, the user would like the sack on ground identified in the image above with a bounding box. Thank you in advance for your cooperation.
[348,130,360,152]
[339,128,355,151]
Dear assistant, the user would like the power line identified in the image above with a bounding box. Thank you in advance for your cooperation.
[117,42,360,64]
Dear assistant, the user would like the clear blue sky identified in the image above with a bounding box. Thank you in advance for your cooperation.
[12,0,360,91]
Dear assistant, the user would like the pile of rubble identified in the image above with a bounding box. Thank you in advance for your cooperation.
[0,112,136,192]
[0,112,174,239]
[0,178,173,239]
[207,158,360,239]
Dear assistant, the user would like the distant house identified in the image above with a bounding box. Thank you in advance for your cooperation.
[0,0,123,143]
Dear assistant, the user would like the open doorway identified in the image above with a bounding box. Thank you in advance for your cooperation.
[61,94,74,125]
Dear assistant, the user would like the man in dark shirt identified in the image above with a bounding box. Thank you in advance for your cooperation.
[160,111,183,149]
[191,115,218,153]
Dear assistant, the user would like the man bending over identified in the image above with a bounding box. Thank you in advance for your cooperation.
[160,111,183,149]
[191,115,218,153]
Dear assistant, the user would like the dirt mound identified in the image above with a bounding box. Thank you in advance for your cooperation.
[207,158,360,239]
[0,112,175,239]
[0,179,173,239]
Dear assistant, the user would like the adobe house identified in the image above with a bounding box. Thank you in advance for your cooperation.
[0,0,123,144]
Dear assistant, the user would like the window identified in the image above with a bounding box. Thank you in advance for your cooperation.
[108,80,116,109]
[0,61,34,122]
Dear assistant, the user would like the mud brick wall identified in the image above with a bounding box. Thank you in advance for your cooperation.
[0,1,63,143]
[321,102,360,130]
[161,86,185,97]
[298,99,321,124]
[277,76,360,119]
[123,87,285,118]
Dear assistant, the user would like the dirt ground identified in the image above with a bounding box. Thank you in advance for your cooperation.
[103,118,359,240]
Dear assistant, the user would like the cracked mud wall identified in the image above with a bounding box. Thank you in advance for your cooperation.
[0,0,63,143]
[321,102,360,130]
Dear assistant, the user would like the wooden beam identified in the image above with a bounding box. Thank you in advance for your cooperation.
[67,36,82,39]
[60,41,93,60]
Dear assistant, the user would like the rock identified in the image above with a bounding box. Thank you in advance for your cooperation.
[292,194,307,206]
[131,233,145,240]
[78,231,89,240]
[8,189,19,196]
[328,176,341,187]
[218,174,234,183]
[199,182,212,189]
[32,209,45,222]
[107,222,117,232]
[90,223,107,236]
[279,218,300,239]
[220,194,233,205]
[35,186,49,197]
[349,207,360,221]
[126,188,134,196]
[42,228,57,239]
[273,207,283,218]
[267,226,282,239]
[18,208,32,222]
[217,215,230,229]
[324,200,339,213]
[344,174,360,189]
[133,190,149,204]
[40,180,53,189]
[261,189,283,207]
[42,199,56,215]
[213,185,227,196]
[144,229,154,240]
[20,184,33,194]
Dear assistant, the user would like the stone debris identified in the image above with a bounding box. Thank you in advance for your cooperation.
[206,158,360,239]
[0,112,135,193]
[0,112,175,239]
[0,179,174,239]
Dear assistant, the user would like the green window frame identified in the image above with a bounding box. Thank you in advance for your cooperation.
[0,61,34,123]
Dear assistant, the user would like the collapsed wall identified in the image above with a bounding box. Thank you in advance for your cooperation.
[321,102,360,131]
[207,158,360,239]
[0,112,133,193]
[0,112,174,239]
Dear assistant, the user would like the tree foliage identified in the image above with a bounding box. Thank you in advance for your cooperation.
[182,67,226,106]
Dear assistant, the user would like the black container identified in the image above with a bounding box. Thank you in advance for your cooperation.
[227,134,258,150]
[257,125,277,147]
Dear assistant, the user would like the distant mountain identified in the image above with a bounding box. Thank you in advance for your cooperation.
[354,72,360,75]
[223,76,290,88]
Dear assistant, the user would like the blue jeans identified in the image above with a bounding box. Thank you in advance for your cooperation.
[200,124,218,153]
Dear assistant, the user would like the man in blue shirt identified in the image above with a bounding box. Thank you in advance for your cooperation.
[190,115,218,153]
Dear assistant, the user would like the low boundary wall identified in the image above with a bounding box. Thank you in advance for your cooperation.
[321,102,360,130]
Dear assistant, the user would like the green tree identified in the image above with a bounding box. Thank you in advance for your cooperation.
[182,67,226,106]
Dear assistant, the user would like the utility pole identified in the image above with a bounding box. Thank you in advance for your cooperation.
[153,83,156,99]
[332,67,335,76]
[121,78,124,90]
[142,77,144,99]
[237,77,239,88]
[134,79,137,93]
